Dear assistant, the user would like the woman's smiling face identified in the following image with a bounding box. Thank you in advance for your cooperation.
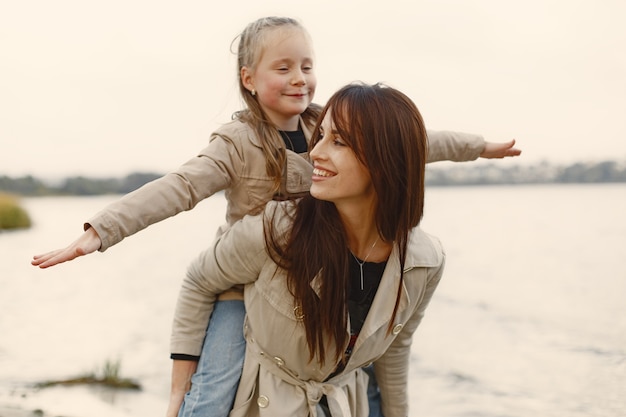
[309,112,375,207]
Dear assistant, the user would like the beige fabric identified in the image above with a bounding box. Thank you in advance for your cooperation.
[175,201,446,416]
[85,124,483,252]
[86,117,316,251]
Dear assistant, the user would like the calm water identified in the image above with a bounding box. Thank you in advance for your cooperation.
[1,184,624,416]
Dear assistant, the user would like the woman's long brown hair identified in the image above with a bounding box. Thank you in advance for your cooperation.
[266,82,428,365]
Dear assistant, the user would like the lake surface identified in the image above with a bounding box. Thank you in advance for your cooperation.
[1,184,624,416]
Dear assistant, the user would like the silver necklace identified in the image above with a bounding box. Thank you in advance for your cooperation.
[350,237,379,290]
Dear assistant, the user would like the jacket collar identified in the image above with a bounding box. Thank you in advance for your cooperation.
[404,227,444,269]
[307,227,441,297]
[352,227,442,346]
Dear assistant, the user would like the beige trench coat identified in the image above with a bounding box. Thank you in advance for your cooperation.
[85,116,483,252]
[182,201,446,417]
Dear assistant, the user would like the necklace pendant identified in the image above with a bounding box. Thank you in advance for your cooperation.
[350,236,379,292]
[359,264,364,291]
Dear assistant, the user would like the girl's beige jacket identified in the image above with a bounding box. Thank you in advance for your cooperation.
[85,118,483,252]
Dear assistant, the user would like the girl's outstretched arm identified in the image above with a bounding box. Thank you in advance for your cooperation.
[480,139,521,159]
[31,227,102,268]
[426,130,522,163]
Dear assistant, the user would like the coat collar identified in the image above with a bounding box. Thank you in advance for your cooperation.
[353,227,442,347]
[404,227,444,269]
[307,227,442,299]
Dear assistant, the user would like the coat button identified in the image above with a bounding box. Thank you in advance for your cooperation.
[274,356,285,367]
[257,395,270,408]
[392,323,403,334]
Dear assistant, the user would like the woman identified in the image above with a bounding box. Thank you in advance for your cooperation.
[173,82,444,416]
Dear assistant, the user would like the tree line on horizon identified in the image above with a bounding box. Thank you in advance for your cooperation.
[1,160,626,197]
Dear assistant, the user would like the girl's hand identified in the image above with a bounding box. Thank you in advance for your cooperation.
[31,227,102,268]
[480,139,521,159]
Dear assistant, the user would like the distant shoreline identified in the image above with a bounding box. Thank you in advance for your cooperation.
[0,405,45,417]
[1,159,626,197]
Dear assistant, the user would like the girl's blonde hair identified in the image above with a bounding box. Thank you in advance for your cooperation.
[232,17,321,195]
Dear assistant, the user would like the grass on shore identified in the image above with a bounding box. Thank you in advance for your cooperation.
[35,359,141,391]
[0,192,31,230]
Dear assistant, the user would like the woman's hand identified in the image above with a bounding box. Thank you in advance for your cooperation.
[31,226,102,268]
[166,359,198,417]
[166,390,186,417]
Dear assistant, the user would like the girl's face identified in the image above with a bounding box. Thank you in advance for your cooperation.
[309,112,375,207]
[242,29,317,131]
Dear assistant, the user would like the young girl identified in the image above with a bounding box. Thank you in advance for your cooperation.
[30,16,519,417]
[175,81,441,417]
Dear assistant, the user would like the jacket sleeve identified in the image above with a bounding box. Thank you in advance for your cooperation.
[169,209,269,356]
[375,245,446,417]
[426,129,485,163]
[86,133,242,251]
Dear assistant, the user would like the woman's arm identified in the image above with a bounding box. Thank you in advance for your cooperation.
[375,250,446,417]
[166,209,269,415]
[170,207,271,356]
[167,359,198,417]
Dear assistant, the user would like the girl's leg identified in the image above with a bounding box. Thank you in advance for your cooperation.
[364,364,384,417]
[178,300,246,417]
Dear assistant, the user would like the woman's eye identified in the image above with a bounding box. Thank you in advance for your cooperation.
[333,139,346,147]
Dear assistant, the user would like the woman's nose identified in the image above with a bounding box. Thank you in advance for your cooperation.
[309,137,327,160]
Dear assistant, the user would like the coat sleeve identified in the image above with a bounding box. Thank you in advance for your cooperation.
[375,246,446,417]
[169,208,270,356]
[86,132,242,251]
[426,129,485,163]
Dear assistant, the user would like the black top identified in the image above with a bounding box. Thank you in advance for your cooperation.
[347,255,387,336]
[280,128,308,153]
[327,254,387,379]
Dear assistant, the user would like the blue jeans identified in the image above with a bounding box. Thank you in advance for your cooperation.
[363,363,384,417]
[178,300,384,417]
[178,300,247,417]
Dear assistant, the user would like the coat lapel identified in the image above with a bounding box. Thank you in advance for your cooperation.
[352,244,410,351]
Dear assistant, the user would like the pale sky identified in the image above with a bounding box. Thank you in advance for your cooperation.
[1,0,625,179]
